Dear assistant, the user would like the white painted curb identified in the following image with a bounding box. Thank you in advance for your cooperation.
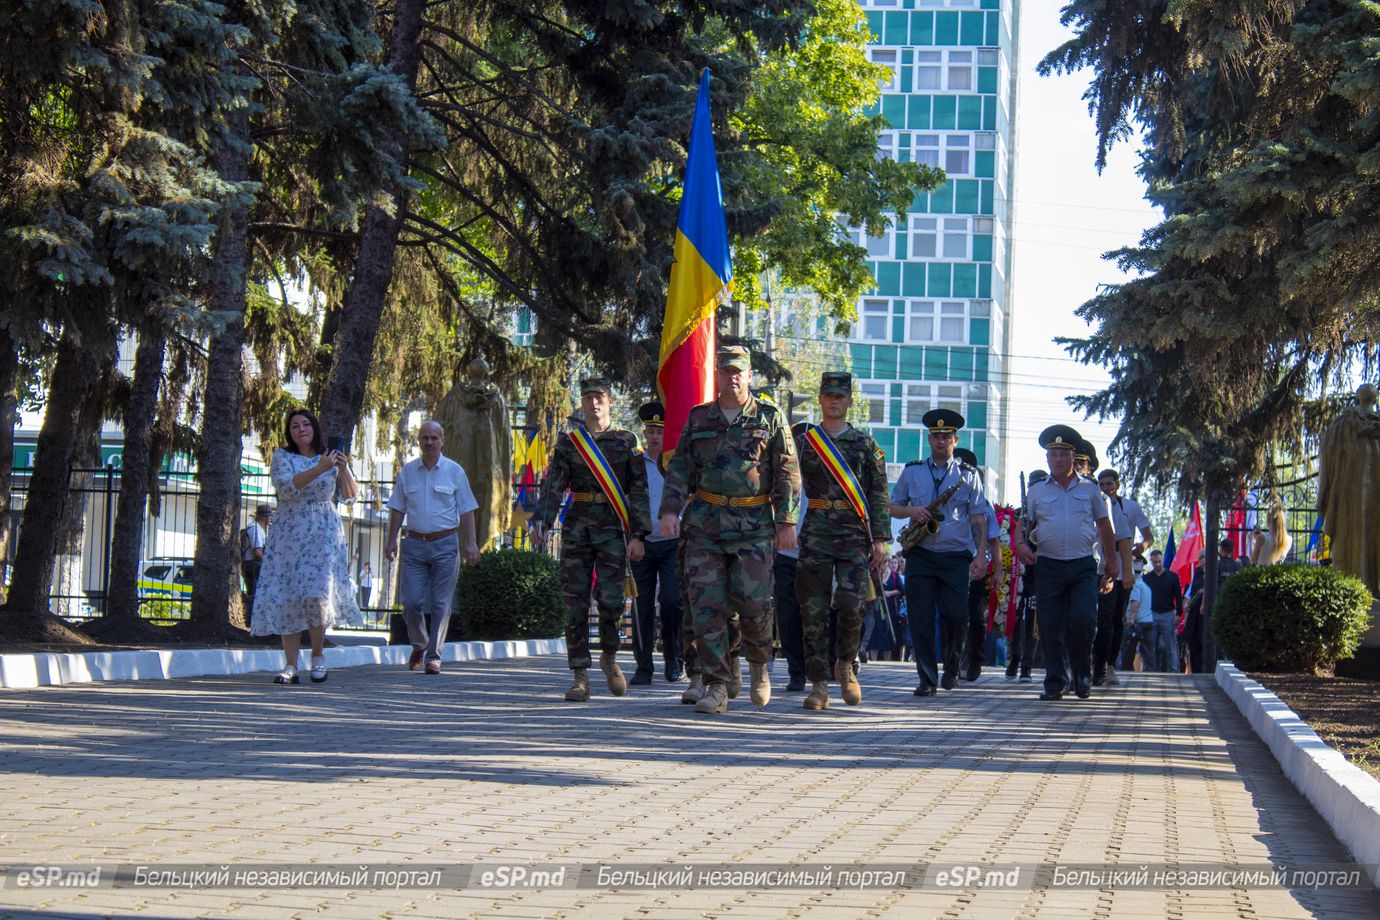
[0,638,566,690]
[1215,662,1380,889]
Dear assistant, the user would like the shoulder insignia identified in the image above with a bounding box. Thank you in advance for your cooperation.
[960,461,976,473]
[903,460,924,468]
[874,448,886,462]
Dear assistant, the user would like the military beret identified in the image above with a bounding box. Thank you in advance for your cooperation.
[819,372,852,396]
[1039,424,1082,451]
[579,377,612,396]
[922,408,965,433]
[716,345,751,371]
[638,401,665,426]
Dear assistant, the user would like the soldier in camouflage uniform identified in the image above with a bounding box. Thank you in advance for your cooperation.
[794,372,891,711]
[532,378,650,702]
[658,346,800,714]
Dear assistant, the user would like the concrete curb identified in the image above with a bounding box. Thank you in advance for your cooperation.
[0,638,566,690]
[1215,662,1380,889]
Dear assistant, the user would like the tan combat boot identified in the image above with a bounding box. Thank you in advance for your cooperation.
[600,651,627,697]
[694,681,728,714]
[803,681,830,711]
[749,662,771,707]
[726,656,742,699]
[836,659,862,706]
[564,668,590,702]
[680,674,705,704]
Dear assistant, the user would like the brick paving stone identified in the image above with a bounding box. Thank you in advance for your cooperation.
[0,657,1377,919]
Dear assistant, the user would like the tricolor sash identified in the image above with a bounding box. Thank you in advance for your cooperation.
[803,426,869,524]
[568,426,632,534]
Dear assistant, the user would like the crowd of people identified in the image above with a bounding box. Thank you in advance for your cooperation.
[241,347,1283,700]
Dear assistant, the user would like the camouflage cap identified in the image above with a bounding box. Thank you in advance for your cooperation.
[716,345,751,371]
[819,372,853,396]
[579,377,612,396]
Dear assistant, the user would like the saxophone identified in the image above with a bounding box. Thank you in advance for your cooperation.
[897,479,964,551]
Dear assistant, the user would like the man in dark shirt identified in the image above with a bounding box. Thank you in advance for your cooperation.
[1141,550,1183,672]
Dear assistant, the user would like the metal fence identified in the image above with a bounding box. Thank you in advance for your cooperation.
[1,464,585,634]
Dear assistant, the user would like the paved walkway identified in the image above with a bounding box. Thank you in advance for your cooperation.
[0,655,1376,919]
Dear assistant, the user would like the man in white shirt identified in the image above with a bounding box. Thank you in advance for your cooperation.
[386,421,482,674]
[629,401,685,684]
[241,504,271,611]
[1123,560,1155,671]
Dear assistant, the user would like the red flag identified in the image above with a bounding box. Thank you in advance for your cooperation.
[1226,490,1249,559]
[1171,501,1204,591]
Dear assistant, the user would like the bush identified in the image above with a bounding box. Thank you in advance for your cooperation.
[453,549,563,640]
[138,599,191,623]
[1213,563,1374,673]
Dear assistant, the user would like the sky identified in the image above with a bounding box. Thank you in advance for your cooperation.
[998,4,1162,503]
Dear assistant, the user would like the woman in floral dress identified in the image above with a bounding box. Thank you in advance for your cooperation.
[251,409,363,683]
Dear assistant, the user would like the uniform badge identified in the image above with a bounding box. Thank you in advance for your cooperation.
[874,448,885,461]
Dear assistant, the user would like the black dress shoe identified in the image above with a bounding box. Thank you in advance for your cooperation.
[630,673,653,686]
[963,668,981,682]
[1092,672,1106,687]
[1075,678,1092,699]
[785,679,806,692]
[1039,689,1063,701]
[940,671,958,690]
[914,683,937,697]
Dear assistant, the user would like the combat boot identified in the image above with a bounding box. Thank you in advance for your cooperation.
[749,662,771,707]
[803,681,830,711]
[694,681,728,714]
[726,656,742,699]
[680,674,706,705]
[835,659,862,706]
[600,651,627,697]
[564,669,590,702]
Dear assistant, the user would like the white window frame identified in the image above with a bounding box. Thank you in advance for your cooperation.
[946,51,974,92]
[941,217,969,259]
[860,382,890,426]
[877,130,898,162]
[915,52,942,91]
[869,49,899,91]
[906,300,935,343]
[866,226,892,259]
[942,134,972,176]
[910,216,937,258]
[938,301,968,344]
[858,299,890,343]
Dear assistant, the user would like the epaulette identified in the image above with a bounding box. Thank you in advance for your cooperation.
[959,461,976,473]
[904,460,925,468]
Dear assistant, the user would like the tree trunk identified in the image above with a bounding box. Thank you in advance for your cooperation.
[317,0,426,447]
[0,328,18,605]
[183,110,252,642]
[84,321,167,643]
[0,307,112,644]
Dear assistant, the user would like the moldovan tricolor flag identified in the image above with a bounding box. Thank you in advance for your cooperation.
[1171,501,1204,592]
[657,69,732,454]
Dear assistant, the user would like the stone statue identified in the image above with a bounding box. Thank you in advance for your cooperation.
[435,358,512,550]
[1318,383,1380,594]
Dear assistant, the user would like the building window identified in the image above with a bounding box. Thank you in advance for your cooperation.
[943,134,971,176]
[939,301,967,343]
[859,299,889,342]
[904,384,931,425]
[942,218,969,259]
[975,132,997,151]
[877,130,898,162]
[937,384,964,416]
[903,382,968,425]
[869,49,898,91]
[914,133,940,168]
[907,300,935,342]
[861,382,889,425]
[947,51,973,92]
[911,217,936,258]
[916,52,942,91]
[866,227,892,259]
[978,48,999,67]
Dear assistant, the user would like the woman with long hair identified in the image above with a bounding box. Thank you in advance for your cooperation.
[1251,502,1293,566]
[250,408,363,683]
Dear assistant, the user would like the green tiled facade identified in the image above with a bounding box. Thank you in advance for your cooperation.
[850,0,1017,496]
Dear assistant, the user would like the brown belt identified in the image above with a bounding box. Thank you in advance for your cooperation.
[808,498,856,511]
[569,492,608,503]
[405,528,457,542]
[694,488,770,508]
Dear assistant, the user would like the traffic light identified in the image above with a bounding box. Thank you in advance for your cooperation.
[788,391,812,426]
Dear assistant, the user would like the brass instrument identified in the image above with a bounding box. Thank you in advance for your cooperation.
[898,479,963,550]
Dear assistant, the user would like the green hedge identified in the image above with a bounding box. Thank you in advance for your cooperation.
[453,549,563,640]
[1213,563,1373,673]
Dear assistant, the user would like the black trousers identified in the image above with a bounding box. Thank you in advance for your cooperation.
[903,547,970,688]
[1007,593,1037,675]
[242,559,262,613]
[630,537,683,678]
[964,575,988,675]
[1034,556,1098,695]
[1093,580,1129,677]
[773,553,806,684]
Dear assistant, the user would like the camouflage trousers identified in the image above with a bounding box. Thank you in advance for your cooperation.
[677,537,741,678]
[560,537,626,670]
[795,539,869,683]
[682,531,773,685]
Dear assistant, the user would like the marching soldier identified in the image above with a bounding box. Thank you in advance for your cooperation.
[532,378,651,702]
[954,446,1002,681]
[793,372,890,711]
[889,409,988,696]
[658,346,800,714]
[1016,425,1118,700]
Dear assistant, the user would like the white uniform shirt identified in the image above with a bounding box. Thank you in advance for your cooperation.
[387,456,479,534]
[1025,474,1112,561]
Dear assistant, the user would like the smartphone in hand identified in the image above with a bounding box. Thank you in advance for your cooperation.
[328,436,346,454]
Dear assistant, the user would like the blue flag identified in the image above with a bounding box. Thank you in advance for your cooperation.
[1164,527,1177,571]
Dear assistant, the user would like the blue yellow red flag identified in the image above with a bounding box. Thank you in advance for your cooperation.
[567,427,631,533]
[803,426,869,523]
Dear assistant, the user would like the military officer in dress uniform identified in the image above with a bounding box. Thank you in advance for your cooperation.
[658,346,800,714]
[1016,425,1118,700]
[793,372,890,711]
[532,378,651,702]
[629,401,685,684]
[954,446,1002,681]
[889,409,988,696]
